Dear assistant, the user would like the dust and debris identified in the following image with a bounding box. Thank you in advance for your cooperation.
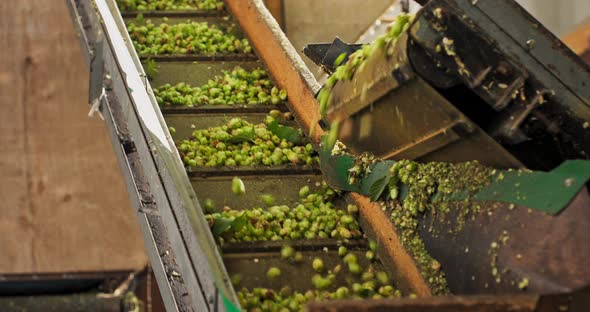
[442,37,456,56]
[518,277,529,290]
[433,8,443,19]
[526,39,535,49]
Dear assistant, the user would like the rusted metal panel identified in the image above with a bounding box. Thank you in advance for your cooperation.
[350,193,432,297]
[420,189,590,295]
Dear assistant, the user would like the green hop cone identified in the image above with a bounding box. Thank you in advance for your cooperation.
[231,176,245,195]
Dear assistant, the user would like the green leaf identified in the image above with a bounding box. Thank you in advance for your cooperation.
[326,120,340,151]
[232,213,248,232]
[267,120,304,144]
[211,213,248,237]
[143,58,159,80]
[368,176,391,201]
[212,218,233,236]
[319,135,360,193]
[398,183,409,202]
[227,128,256,144]
[360,160,396,198]
[135,13,145,25]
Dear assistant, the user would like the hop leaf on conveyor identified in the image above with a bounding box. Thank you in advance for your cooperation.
[142,58,158,79]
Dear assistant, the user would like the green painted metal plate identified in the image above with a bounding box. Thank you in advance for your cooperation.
[475,160,590,214]
[320,136,590,215]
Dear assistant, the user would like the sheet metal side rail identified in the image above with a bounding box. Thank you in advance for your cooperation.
[100,3,213,310]
[455,0,590,117]
[224,0,432,296]
[96,0,239,309]
[69,0,239,310]
[102,61,209,311]
[476,0,590,105]
[65,1,190,311]
[103,83,193,312]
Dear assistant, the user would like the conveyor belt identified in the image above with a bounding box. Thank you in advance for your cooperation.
[121,6,405,309]
[65,1,439,311]
[136,6,408,309]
